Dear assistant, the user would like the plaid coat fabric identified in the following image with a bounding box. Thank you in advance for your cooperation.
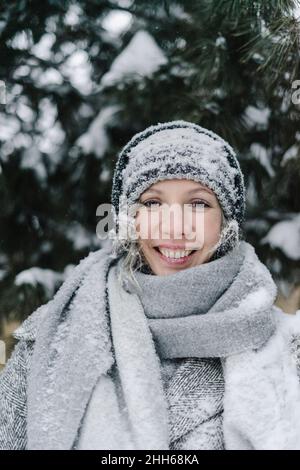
[166,358,225,450]
[0,339,31,449]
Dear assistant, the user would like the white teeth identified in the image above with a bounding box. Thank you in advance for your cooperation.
[158,248,193,258]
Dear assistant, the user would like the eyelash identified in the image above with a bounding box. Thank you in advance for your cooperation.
[142,199,210,208]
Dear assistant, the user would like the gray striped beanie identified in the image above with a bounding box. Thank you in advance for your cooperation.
[111,120,245,233]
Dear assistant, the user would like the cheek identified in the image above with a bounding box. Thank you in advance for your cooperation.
[201,211,222,243]
[135,209,160,241]
[135,210,149,241]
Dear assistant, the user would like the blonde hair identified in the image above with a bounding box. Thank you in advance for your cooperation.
[110,203,241,291]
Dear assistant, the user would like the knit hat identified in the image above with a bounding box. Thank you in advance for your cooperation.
[110,120,246,257]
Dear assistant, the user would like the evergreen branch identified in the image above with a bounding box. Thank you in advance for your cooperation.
[240,15,300,84]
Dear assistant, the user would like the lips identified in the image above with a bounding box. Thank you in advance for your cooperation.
[154,246,197,265]
[156,244,192,250]
[157,247,193,258]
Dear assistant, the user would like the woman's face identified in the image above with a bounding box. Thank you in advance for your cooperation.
[135,179,223,276]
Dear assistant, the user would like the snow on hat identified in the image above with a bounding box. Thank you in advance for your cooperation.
[111,120,246,233]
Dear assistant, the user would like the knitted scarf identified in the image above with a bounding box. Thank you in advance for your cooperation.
[13,236,300,450]
[121,240,277,357]
[76,240,277,449]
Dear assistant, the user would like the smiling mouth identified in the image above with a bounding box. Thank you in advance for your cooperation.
[153,246,197,263]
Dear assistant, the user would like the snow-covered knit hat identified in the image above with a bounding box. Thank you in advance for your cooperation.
[111,120,245,236]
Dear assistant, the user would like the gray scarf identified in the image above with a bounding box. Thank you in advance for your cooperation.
[121,240,277,358]
[76,240,278,449]
[20,240,278,449]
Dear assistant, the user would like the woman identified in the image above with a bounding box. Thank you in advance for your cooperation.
[1,120,300,450]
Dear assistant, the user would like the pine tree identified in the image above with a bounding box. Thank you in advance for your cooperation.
[0,0,299,329]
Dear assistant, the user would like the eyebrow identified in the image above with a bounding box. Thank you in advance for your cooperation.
[142,187,214,196]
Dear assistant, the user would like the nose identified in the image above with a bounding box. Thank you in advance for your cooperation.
[160,203,204,246]
[160,203,185,240]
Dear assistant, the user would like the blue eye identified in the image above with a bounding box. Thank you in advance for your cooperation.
[141,200,210,209]
[142,199,161,208]
[189,200,210,208]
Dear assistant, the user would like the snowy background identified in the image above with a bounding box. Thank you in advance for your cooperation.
[0,0,300,350]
